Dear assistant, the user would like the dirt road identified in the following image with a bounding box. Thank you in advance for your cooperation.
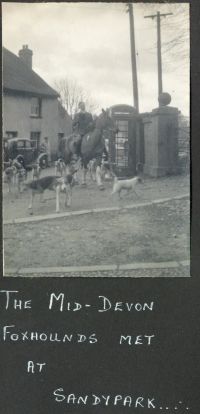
[4,198,190,275]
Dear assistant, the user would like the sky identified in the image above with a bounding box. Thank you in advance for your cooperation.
[2,2,189,115]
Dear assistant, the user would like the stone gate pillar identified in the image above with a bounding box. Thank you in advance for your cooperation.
[143,93,179,177]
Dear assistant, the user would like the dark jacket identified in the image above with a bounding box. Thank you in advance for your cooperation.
[72,111,94,136]
[4,146,10,162]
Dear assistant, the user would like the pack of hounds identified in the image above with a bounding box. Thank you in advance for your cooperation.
[3,155,41,193]
[3,155,143,215]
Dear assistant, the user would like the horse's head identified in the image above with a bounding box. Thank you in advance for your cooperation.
[58,135,82,164]
[96,109,118,135]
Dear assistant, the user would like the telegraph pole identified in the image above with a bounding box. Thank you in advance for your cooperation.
[127,3,139,113]
[144,11,173,100]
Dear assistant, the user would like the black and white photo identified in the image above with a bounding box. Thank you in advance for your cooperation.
[2,2,190,278]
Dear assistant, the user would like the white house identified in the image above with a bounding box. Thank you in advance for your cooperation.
[3,45,72,160]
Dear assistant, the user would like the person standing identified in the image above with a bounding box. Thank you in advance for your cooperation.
[42,136,51,166]
[3,139,10,163]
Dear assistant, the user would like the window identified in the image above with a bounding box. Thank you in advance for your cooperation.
[30,132,40,149]
[30,97,42,117]
[115,120,129,167]
[16,140,25,149]
[6,131,18,138]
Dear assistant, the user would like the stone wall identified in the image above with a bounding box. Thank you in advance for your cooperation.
[141,106,179,177]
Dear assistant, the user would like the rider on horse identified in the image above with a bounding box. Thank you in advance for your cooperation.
[72,102,110,162]
[72,102,95,157]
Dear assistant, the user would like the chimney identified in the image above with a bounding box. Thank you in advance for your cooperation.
[18,45,33,69]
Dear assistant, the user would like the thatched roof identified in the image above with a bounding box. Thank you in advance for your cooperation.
[3,47,59,98]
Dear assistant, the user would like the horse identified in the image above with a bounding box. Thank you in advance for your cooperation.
[58,109,118,190]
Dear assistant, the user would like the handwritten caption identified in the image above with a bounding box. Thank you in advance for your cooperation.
[0,289,155,349]
[0,289,190,411]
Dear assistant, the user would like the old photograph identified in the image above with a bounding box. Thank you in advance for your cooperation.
[2,2,190,277]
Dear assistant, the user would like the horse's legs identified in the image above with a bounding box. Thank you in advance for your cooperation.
[92,169,96,182]
[89,160,97,182]
[65,187,72,207]
[96,165,105,190]
[100,164,106,181]
[28,191,34,214]
[56,185,60,213]
[82,168,87,185]
[81,160,88,186]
